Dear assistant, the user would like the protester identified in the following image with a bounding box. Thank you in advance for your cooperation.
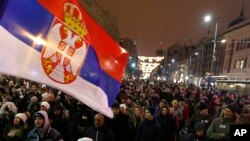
[136,107,162,141]
[238,105,250,124]
[50,105,71,141]
[107,103,129,141]
[156,105,177,141]
[26,111,63,141]
[187,101,212,133]
[1,113,27,141]
[206,105,238,141]
[83,113,114,141]
[185,122,209,141]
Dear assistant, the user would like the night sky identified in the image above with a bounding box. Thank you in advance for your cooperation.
[97,0,250,56]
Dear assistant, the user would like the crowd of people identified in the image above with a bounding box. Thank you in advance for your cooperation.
[0,73,250,141]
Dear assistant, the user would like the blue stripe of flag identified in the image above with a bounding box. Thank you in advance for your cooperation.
[0,0,53,52]
[81,46,121,106]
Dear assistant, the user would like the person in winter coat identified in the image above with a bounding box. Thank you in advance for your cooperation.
[156,105,177,141]
[206,105,238,141]
[136,107,162,141]
[50,105,71,141]
[0,102,18,135]
[26,111,63,141]
[83,113,114,141]
[185,122,209,141]
[187,102,212,133]
[238,105,250,124]
[1,113,28,141]
[106,103,129,141]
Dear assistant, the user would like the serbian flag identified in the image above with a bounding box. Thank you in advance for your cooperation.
[0,0,128,118]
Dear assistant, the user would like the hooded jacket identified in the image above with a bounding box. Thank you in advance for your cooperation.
[0,102,17,114]
[26,111,63,141]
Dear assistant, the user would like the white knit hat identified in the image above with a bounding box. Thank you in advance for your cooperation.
[15,113,27,123]
[42,92,48,98]
[41,101,50,110]
[119,104,127,110]
[77,137,93,141]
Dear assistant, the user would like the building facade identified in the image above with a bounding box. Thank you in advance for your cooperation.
[195,34,225,77]
[119,38,139,79]
[162,43,197,83]
[220,19,250,80]
[79,0,120,41]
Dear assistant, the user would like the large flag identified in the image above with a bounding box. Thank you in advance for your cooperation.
[0,0,128,118]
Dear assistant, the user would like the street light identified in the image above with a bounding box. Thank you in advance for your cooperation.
[204,15,211,22]
[188,52,198,84]
[204,14,218,75]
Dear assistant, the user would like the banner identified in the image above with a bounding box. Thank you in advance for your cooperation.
[0,0,128,118]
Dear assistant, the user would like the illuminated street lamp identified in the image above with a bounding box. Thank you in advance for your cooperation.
[221,39,226,43]
[204,14,218,75]
[131,62,136,68]
[204,15,211,22]
[188,52,198,84]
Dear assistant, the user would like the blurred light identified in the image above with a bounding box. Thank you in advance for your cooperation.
[221,39,226,43]
[195,52,198,55]
[22,30,45,46]
[171,59,175,63]
[204,15,212,23]
[134,40,137,45]
[131,62,136,68]
[34,36,45,45]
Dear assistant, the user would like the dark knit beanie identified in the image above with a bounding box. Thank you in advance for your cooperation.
[147,107,155,116]
[227,105,236,113]
[194,122,205,131]
[111,103,119,109]
[199,102,208,111]
[33,112,44,120]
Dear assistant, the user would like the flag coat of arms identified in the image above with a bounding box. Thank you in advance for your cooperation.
[0,0,128,118]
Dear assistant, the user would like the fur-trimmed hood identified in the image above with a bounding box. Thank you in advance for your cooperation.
[0,102,17,115]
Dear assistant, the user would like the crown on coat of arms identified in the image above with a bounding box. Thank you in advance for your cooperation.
[64,3,88,37]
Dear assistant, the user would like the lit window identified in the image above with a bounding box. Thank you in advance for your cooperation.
[236,60,240,69]
[240,59,244,69]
